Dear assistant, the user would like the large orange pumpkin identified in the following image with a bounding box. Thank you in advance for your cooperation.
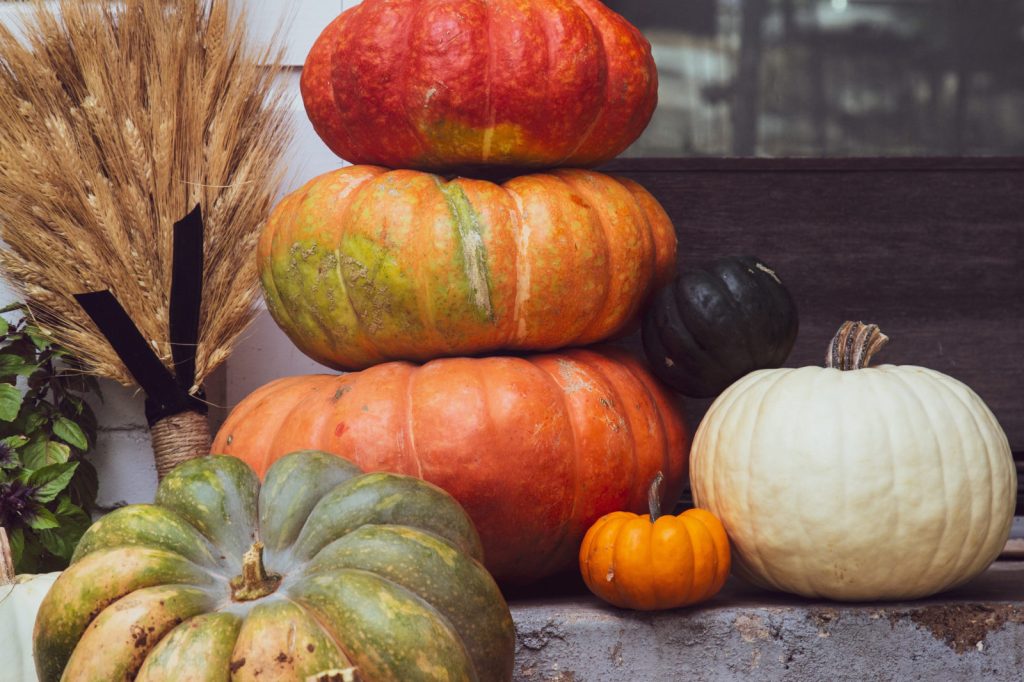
[259,165,677,371]
[302,0,658,172]
[213,348,688,584]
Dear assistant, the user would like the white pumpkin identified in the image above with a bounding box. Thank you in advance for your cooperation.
[2,572,60,682]
[690,321,1016,601]
[2,528,59,682]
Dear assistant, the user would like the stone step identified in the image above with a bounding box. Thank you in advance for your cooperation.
[509,562,1024,682]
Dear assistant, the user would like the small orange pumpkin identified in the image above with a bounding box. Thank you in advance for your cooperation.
[579,473,730,610]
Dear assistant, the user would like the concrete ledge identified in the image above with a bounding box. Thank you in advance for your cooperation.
[509,562,1024,681]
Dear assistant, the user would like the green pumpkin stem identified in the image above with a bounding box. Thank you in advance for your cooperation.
[648,471,665,522]
[0,527,15,585]
[230,541,282,601]
[826,321,889,371]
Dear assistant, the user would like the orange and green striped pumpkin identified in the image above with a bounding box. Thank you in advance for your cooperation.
[33,453,514,682]
[259,166,676,371]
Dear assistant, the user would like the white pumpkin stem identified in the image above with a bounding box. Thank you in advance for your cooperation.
[826,321,889,370]
[648,471,665,522]
[0,527,15,586]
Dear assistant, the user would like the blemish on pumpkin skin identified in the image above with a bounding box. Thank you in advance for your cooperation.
[332,386,352,401]
[557,359,596,394]
[335,422,348,437]
[229,658,246,673]
[130,624,148,648]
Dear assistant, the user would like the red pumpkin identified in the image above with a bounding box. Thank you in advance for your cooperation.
[302,0,658,172]
[213,348,688,584]
[259,165,676,371]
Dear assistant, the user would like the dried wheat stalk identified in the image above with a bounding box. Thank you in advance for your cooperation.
[0,0,291,394]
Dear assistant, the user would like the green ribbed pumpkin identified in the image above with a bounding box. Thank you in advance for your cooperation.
[32,452,514,682]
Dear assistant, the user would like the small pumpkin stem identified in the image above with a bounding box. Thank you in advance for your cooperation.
[0,527,15,586]
[230,541,281,601]
[825,321,889,371]
[648,472,665,522]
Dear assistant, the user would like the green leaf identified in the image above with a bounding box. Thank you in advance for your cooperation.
[53,417,88,450]
[0,354,37,377]
[29,462,79,503]
[22,411,45,435]
[0,384,23,422]
[55,496,92,529]
[37,499,91,561]
[36,527,72,560]
[68,458,99,508]
[7,526,24,568]
[21,439,71,469]
[27,332,52,351]
[76,403,98,444]
[0,302,25,315]
[2,435,28,449]
[0,317,8,336]
[60,394,85,416]
[26,506,59,530]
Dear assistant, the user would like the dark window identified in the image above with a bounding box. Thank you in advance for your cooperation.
[609,0,1024,156]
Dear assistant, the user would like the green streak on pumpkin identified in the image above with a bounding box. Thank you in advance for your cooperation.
[435,180,495,323]
[337,234,424,338]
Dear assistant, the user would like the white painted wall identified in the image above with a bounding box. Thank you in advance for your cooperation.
[225,0,357,406]
[0,0,356,508]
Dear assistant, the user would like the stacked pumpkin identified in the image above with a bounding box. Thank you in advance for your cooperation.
[213,0,689,587]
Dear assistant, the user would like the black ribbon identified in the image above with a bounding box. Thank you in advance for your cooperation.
[74,205,207,426]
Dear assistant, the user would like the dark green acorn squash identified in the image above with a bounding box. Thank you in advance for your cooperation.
[33,452,515,682]
[642,255,798,397]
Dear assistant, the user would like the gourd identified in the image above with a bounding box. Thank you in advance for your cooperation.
[260,166,676,371]
[690,321,1017,601]
[33,453,515,681]
[212,348,688,585]
[1,528,58,682]
[579,474,730,610]
[302,0,657,172]
[642,255,798,398]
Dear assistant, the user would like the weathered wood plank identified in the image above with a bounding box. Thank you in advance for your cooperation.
[604,159,1024,455]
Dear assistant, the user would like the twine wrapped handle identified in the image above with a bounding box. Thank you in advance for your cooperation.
[150,411,211,479]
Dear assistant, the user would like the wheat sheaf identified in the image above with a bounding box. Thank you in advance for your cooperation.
[0,0,291,472]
